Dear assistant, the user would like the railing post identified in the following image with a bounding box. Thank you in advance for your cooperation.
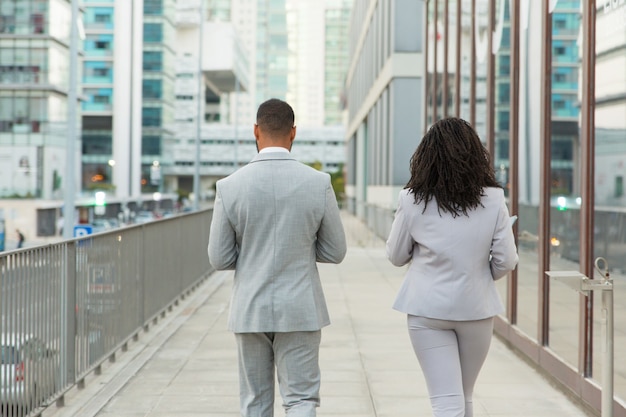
[59,241,77,407]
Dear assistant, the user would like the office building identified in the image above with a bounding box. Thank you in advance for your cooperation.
[168,123,345,199]
[0,0,80,200]
[344,0,424,218]
[170,0,249,196]
[81,0,144,199]
[81,0,178,199]
[324,0,352,126]
[285,0,352,127]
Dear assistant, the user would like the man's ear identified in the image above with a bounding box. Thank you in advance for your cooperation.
[289,126,296,143]
[254,124,260,141]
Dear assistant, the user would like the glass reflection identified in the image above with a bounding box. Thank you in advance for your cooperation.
[547,0,582,368]
[515,0,543,341]
[593,1,626,401]
[474,0,488,142]
[446,0,457,117]
[426,0,435,127]
[492,0,510,310]
[459,0,472,122]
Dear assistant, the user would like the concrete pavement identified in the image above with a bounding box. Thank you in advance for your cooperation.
[43,214,595,417]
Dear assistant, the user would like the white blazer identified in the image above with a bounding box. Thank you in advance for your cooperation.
[387,187,518,320]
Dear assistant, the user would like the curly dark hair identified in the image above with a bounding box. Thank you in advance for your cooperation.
[405,117,501,217]
[256,98,295,137]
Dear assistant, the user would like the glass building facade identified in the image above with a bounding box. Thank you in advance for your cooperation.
[0,0,75,199]
[80,0,175,197]
[256,0,288,104]
[82,2,115,192]
[324,0,352,126]
[141,0,176,193]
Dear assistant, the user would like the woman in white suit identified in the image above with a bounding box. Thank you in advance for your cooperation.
[386,118,518,417]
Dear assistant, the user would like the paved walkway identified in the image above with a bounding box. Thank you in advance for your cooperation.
[43,215,594,417]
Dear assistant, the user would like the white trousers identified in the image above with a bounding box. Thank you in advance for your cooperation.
[235,331,322,417]
[407,315,494,417]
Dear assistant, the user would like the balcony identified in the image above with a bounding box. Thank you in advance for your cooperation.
[202,22,249,94]
[176,0,202,27]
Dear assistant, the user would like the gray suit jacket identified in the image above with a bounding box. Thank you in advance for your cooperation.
[387,187,518,320]
[208,152,347,333]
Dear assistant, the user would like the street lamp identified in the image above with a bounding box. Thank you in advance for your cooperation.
[63,0,80,239]
[193,0,205,211]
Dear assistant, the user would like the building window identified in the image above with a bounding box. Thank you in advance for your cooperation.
[144,0,163,15]
[616,176,624,198]
[143,51,163,71]
[497,138,510,160]
[94,95,109,104]
[142,135,162,155]
[94,13,111,23]
[82,134,113,155]
[31,14,45,33]
[0,96,46,133]
[144,23,163,42]
[142,107,161,126]
[0,15,16,33]
[142,79,162,99]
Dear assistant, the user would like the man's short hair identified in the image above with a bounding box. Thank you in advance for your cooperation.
[256,98,295,137]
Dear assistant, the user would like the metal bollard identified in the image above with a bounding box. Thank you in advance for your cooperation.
[595,258,614,417]
[546,257,614,417]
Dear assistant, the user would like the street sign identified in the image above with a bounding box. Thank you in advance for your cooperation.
[73,225,93,237]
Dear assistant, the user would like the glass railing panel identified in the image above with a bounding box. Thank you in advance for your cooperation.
[592,2,626,403]
[546,0,582,366]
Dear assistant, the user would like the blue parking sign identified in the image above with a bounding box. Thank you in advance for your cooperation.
[73,225,93,237]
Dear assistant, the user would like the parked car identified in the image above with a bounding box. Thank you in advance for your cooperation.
[133,211,155,224]
[91,218,115,233]
[1,334,58,412]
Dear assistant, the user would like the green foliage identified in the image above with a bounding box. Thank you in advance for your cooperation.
[307,161,323,171]
[86,183,116,192]
[176,188,190,203]
[53,170,61,191]
[330,164,345,205]
[308,161,345,205]
[4,192,35,199]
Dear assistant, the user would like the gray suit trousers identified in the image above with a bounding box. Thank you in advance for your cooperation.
[235,331,322,417]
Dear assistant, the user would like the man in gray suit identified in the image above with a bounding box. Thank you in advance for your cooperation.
[208,98,347,417]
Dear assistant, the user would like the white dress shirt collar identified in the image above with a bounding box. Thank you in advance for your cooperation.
[259,147,290,154]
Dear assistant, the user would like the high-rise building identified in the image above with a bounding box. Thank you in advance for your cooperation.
[141,0,177,194]
[81,0,179,200]
[81,0,144,199]
[227,0,290,126]
[0,0,80,200]
[169,0,249,198]
[257,0,289,104]
[344,0,425,221]
[169,0,347,201]
[323,0,352,126]
[227,0,351,127]
[286,0,325,127]
[549,0,580,195]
